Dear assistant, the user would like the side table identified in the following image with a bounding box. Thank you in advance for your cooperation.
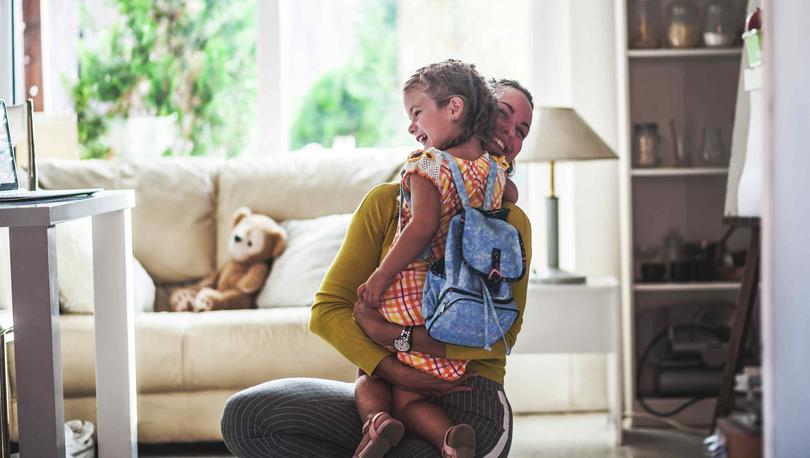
[0,191,137,457]
[511,277,623,444]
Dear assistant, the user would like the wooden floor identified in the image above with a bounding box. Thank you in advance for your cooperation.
[136,413,705,458]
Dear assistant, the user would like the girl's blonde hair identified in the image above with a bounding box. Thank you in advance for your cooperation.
[403,59,497,150]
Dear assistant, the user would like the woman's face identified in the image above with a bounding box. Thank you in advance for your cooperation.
[408,86,533,161]
[487,86,533,162]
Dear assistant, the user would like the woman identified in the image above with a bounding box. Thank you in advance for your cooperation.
[220,80,534,457]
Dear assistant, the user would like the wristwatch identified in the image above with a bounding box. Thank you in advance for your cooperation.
[393,325,414,352]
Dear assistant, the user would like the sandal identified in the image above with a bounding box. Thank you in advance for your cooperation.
[353,412,405,458]
[442,424,476,458]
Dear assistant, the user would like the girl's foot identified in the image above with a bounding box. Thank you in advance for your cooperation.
[442,424,476,458]
[354,412,405,458]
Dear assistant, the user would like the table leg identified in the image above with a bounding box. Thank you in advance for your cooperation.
[9,225,65,457]
[92,209,138,457]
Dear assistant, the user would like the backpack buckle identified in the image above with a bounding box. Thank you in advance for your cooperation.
[488,267,504,280]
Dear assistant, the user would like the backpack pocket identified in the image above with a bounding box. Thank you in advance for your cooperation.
[425,289,519,349]
[460,208,526,282]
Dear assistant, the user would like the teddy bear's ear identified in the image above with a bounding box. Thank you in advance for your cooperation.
[231,207,252,228]
[269,232,287,258]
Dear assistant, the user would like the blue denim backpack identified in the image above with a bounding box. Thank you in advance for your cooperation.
[410,152,526,352]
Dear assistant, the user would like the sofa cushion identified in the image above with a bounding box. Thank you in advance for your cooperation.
[184,308,356,390]
[38,158,221,283]
[216,148,405,267]
[9,313,187,397]
[257,214,352,308]
[10,308,356,397]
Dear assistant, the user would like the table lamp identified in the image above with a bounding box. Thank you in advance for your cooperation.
[517,107,618,284]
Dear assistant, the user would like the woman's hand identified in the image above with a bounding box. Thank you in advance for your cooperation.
[354,300,398,351]
[373,356,475,397]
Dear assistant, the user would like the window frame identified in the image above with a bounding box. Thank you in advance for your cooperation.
[1,0,24,104]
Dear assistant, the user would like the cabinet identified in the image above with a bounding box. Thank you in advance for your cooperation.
[615,0,749,428]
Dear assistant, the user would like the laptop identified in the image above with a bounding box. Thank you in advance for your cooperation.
[0,99,100,202]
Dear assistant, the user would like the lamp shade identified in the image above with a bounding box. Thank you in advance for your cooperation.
[517,107,617,163]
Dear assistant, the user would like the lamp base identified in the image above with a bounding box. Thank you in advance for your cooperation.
[531,267,587,285]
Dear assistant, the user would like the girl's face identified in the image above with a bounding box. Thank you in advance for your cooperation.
[403,88,459,149]
[487,87,533,162]
[408,86,532,162]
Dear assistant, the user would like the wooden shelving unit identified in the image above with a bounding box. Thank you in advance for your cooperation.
[628,48,742,59]
[616,0,748,429]
[634,282,741,292]
[631,167,729,177]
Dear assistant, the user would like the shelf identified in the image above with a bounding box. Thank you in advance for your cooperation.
[634,282,741,292]
[631,397,716,428]
[632,167,728,177]
[628,48,742,59]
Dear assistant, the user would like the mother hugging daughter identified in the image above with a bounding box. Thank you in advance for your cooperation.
[221,59,534,458]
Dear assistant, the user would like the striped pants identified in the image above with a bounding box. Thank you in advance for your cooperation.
[221,376,513,457]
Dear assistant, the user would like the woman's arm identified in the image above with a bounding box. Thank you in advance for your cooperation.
[309,184,398,376]
[503,178,519,203]
[372,355,474,396]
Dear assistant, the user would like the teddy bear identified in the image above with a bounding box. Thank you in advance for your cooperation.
[169,207,287,312]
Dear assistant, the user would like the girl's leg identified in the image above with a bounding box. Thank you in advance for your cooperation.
[354,373,404,456]
[387,376,514,458]
[391,386,453,451]
[354,372,393,422]
[221,378,362,458]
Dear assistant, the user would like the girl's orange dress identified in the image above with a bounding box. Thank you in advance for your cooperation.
[379,147,508,381]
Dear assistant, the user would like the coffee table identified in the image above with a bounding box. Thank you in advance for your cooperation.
[0,191,137,457]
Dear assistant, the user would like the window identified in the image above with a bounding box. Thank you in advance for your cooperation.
[14,0,532,159]
[276,0,532,152]
[72,0,257,159]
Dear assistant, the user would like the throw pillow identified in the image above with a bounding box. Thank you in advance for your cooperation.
[56,218,155,314]
[257,213,352,308]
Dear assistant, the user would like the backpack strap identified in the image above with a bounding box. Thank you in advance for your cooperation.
[482,155,499,211]
[478,275,512,354]
[446,154,499,211]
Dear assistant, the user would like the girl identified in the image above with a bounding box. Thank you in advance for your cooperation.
[353,60,509,458]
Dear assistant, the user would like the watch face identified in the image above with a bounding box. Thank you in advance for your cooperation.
[394,337,410,352]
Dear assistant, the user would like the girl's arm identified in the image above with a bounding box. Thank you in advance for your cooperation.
[503,178,519,203]
[357,174,440,308]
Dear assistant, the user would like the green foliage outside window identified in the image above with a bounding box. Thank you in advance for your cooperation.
[70,0,257,159]
[289,0,403,150]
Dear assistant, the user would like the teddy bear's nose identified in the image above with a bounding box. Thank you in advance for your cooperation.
[234,235,243,243]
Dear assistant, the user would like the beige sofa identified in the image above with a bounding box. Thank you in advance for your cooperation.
[6,149,408,443]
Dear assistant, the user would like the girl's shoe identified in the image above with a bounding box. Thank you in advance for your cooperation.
[353,412,405,458]
[442,423,476,458]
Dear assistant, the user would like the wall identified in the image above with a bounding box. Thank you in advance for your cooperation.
[529,0,620,279]
[503,0,621,414]
[763,0,810,454]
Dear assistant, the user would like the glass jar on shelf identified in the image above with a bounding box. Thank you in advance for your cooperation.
[662,229,685,282]
[703,0,736,47]
[698,127,727,166]
[630,0,662,49]
[633,123,662,167]
[665,0,701,48]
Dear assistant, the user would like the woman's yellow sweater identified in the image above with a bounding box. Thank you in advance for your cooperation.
[309,183,532,385]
